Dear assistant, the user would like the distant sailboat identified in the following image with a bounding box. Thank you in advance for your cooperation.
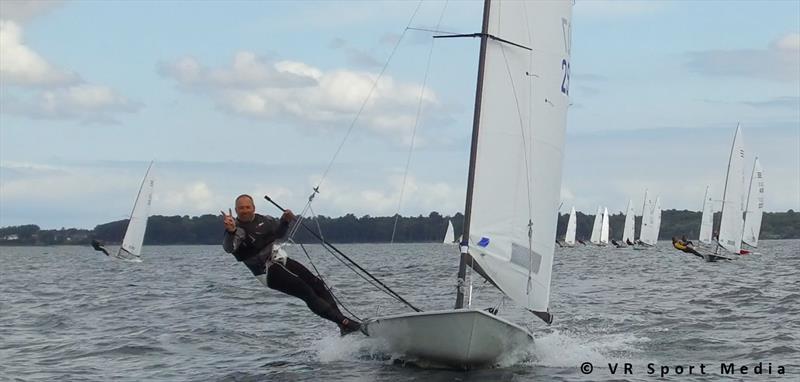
[742,157,764,248]
[600,207,610,245]
[443,219,456,244]
[362,0,573,367]
[564,206,577,246]
[638,190,658,247]
[652,197,662,243]
[718,125,746,255]
[622,199,635,245]
[698,185,714,245]
[590,206,602,245]
[116,161,154,262]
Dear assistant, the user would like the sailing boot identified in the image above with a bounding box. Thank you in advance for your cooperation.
[339,318,362,336]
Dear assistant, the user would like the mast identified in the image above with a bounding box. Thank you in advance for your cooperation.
[455,0,491,309]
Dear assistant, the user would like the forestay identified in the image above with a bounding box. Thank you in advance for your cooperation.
[466,0,572,315]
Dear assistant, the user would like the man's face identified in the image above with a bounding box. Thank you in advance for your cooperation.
[235,197,255,222]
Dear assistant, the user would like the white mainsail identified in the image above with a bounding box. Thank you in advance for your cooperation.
[600,207,609,245]
[444,220,456,244]
[116,162,154,261]
[699,185,714,244]
[590,206,602,244]
[719,125,745,254]
[565,206,577,245]
[640,190,657,245]
[622,199,635,243]
[466,0,572,315]
[742,157,764,247]
[652,197,662,244]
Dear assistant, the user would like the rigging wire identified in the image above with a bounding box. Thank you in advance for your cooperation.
[390,0,450,243]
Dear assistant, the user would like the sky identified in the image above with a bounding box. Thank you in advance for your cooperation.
[1,0,798,229]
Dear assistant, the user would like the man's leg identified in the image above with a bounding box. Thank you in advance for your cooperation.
[283,258,345,317]
[266,262,347,326]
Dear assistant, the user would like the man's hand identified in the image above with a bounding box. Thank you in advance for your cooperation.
[281,209,296,223]
[221,208,236,233]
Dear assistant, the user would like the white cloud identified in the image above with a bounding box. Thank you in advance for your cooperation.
[0,18,140,123]
[313,174,462,217]
[160,52,439,142]
[685,32,800,81]
[3,83,141,123]
[0,0,62,24]
[0,20,78,87]
[158,182,218,214]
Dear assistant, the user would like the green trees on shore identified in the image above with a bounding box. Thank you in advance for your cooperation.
[1,210,798,246]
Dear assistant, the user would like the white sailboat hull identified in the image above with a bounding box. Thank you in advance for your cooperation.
[362,309,533,368]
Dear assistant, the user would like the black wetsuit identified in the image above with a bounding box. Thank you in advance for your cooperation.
[223,214,358,333]
[91,240,110,256]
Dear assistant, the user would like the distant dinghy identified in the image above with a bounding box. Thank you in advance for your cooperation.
[443,219,457,244]
[718,125,746,255]
[116,161,155,262]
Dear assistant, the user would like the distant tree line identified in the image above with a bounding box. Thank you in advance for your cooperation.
[1,210,798,246]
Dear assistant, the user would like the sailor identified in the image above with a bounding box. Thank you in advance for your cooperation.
[91,239,110,256]
[672,236,703,258]
[221,194,361,335]
[625,238,634,246]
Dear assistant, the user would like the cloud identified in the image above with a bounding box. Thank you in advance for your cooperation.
[0,20,78,87]
[0,0,62,24]
[313,174,462,217]
[0,19,140,123]
[160,52,440,142]
[741,96,800,109]
[2,84,141,123]
[685,33,800,81]
[329,38,382,68]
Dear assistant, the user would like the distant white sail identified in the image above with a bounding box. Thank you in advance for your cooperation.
[565,206,577,245]
[719,125,745,254]
[699,185,714,244]
[652,197,662,244]
[639,190,656,245]
[116,162,154,261]
[590,206,602,244]
[444,220,455,244]
[600,207,609,244]
[622,199,635,243]
[742,157,764,247]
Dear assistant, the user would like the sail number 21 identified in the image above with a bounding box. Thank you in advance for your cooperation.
[561,59,570,96]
